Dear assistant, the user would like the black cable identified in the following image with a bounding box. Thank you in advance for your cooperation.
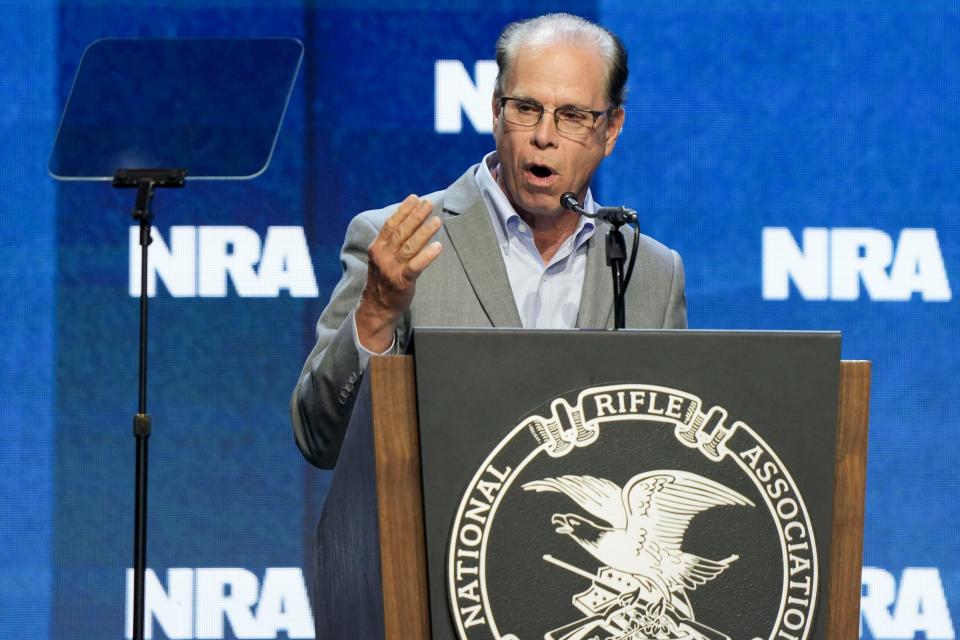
[622,220,640,293]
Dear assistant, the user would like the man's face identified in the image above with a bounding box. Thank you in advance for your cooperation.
[492,42,625,220]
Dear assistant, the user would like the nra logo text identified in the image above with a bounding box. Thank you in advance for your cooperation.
[129,226,318,298]
[861,567,955,639]
[435,60,496,134]
[124,567,313,639]
[763,227,951,301]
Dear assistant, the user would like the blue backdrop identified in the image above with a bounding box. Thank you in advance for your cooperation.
[0,1,956,639]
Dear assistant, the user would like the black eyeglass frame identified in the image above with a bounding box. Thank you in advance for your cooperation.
[497,96,613,134]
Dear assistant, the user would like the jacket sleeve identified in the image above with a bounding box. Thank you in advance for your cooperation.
[290,213,382,469]
[663,249,688,329]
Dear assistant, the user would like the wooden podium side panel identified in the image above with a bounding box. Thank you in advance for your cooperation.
[826,361,871,639]
[312,356,429,640]
[313,377,385,640]
[370,356,430,640]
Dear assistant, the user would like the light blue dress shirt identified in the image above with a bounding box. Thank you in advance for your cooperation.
[475,151,596,329]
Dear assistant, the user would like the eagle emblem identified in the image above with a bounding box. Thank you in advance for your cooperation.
[447,385,820,640]
[523,470,755,640]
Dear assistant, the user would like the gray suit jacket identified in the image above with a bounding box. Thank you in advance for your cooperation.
[291,166,687,468]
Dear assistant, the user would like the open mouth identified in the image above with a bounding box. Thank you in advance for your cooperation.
[529,164,553,179]
[525,163,558,187]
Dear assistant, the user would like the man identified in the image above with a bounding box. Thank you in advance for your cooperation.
[292,13,686,469]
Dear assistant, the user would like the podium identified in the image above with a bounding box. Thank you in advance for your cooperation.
[313,330,870,640]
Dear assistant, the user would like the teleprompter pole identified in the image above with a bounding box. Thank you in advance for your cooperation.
[113,168,186,640]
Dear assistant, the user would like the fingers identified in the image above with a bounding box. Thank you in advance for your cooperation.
[380,194,420,234]
[400,213,441,260]
[364,194,443,304]
[375,195,441,266]
[396,197,435,243]
[356,195,442,351]
[404,239,442,278]
[381,195,434,252]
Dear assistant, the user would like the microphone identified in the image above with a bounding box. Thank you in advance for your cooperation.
[560,192,581,213]
[560,192,637,225]
[561,192,639,329]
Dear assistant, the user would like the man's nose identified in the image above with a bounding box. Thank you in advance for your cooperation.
[531,111,559,148]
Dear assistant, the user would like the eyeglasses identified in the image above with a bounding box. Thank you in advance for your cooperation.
[498,96,611,135]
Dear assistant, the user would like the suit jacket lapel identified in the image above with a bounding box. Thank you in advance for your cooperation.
[576,222,614,329]
[443,168,523,328]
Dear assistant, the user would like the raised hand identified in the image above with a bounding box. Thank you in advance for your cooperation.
[355,195,443,352]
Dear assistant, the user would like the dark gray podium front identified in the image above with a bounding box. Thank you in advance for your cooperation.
[312,329,870,640]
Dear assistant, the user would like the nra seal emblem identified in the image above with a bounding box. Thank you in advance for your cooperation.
[448,384,818,640]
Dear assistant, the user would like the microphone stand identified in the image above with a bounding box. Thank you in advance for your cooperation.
[561,193,638,330]
[112,167,187,640]
[606,224,628,329]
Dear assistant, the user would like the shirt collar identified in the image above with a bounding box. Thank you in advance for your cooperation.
[475,151,596,251]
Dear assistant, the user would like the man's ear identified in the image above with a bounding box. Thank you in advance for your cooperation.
[491,95,501,128]
[604,107,625,157]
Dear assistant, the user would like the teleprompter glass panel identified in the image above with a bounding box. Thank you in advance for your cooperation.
[49,37,302,180]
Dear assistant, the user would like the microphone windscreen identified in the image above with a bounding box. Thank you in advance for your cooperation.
[560,192,579,211]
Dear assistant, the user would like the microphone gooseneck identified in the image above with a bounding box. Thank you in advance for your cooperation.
[560,192,640,330]
[560,192,638,225]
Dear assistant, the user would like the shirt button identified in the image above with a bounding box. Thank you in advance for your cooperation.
[517,223,528,234]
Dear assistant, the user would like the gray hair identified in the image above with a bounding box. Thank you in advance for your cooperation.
[494,13,628,108]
